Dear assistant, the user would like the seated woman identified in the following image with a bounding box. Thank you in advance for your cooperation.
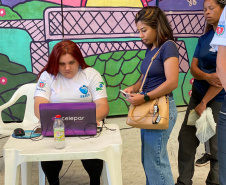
[34,40,109,185]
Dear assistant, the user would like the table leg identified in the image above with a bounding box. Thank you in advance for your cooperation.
[4,150,20,185]
[39,162,46,185]
[101,162,111,185]
[21,162,32,185]
[104,147,123,185]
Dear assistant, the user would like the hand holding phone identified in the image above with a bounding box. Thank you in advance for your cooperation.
[120,90,131,98]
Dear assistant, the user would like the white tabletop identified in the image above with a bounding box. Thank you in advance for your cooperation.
[4,124,122,161]
[3,124,123,185]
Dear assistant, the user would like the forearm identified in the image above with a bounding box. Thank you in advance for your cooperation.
[146,80,178,100]
[201,85,223,104]
[217,67,226,90]
[95,100,109,122]
[131,76,143,93]
[191,67,208,81]
[34,97,49,120]
[191,57,208,81]
[217,46,226,90]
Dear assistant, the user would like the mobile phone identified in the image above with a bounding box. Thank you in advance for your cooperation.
[120,90,131,98]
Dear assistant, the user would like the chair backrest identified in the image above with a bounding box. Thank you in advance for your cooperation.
[0,83,39,135]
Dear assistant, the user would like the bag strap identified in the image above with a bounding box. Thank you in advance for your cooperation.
[128,105,151,121]
[139,40,177,93]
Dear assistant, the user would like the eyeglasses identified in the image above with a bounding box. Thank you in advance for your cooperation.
[152,104,161,124]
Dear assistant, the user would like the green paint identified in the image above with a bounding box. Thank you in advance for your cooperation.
[183,70,193,104]
[173,73,186,106]
[0,29,32,71]
[123,68,141,86]
[109,98,129,115]
[123,50,139,60]
[178,37,198,65]
[91,58,106,74]
[105,72,124,86]
[178,37,198,105]
[106,58,124,75]
[107,86,119,101]
[85,55,98,66]
[0,6,21,20]
[13,0,60,19]
[0,54,37,122]
[121,55,143,73]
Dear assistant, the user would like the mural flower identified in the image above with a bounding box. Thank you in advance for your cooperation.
[0,8,6,17]
[0,77,7,85]
[190,78,194,84]
[188,90,192,97]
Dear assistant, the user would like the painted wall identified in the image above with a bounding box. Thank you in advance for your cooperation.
[0,0,204,121]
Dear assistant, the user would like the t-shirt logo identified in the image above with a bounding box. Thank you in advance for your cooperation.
[79,85,88,94]
[216,25,225,36]
[79,85,90,98]
[96,82,104,91]
[39,81,46,88]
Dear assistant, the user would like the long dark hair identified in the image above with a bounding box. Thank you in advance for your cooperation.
[38,40,89,78]
[135,6,174,48]
[205,0,225,33]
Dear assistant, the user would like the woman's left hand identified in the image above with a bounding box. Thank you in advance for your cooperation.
[195,101,207,116]
[126,93,145,105]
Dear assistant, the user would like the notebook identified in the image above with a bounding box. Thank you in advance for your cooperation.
[39,102,97,136]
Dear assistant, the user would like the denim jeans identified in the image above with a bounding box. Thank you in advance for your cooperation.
[218,96,226,185]
[141,96,177,185]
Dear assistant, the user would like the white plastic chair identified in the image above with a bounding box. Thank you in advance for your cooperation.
[0,83,39,135]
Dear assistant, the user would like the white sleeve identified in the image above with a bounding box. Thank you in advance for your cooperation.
[210,7,226,51]
[34,71,52,100]
[88,69,107,101]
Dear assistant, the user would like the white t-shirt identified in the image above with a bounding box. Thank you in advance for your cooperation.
[210,7,226,51]
[34,67,107,103]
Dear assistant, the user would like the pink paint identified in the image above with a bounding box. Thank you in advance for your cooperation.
[188,90,192,96]
[141,0,148,7]
[0,77,7,85]
[190,78,194,84]
[0,8,6,17]
[44,0,87,7]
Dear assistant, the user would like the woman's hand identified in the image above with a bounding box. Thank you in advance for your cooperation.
[126,93,145,106]
[124,86,135,94]
[195,101,207,116]
[205,73,222,87]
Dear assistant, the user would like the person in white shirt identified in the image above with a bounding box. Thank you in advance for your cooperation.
[210,1,226,184]
[34,40,109,185]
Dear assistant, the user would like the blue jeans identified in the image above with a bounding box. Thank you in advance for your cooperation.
[141,96,177,185]
[218,96,226,185]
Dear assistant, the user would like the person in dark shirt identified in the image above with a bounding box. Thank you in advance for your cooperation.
[124,6,179,185]
[176,0,226,185]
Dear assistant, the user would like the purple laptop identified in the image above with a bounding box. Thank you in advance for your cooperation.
[39,102,97,136]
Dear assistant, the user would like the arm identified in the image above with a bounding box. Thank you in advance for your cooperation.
[94,97,109,123]
[195,86,223,116]
[217,46,226,90]
[147,57,179,98]
[191,57,222,87]
[124,75,143,93]
[34,96,49,120]
[127,56,179,105]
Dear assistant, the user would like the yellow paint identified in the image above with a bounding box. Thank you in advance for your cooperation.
[86,0,143,7]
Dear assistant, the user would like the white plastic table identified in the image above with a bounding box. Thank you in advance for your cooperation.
[3,124,123,185]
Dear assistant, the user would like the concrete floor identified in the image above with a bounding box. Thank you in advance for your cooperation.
[0,107,210,185]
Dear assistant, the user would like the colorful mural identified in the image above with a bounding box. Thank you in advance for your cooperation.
[0,0,205,121]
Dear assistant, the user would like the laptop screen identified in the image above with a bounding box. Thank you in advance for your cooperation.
[39,102,97,136]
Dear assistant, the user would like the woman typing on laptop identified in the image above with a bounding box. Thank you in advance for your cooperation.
[34,40,109,185]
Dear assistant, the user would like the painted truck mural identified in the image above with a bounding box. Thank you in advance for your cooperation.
[0,0,205,121]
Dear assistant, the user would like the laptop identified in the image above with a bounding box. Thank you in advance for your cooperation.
[39,102,97,136]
